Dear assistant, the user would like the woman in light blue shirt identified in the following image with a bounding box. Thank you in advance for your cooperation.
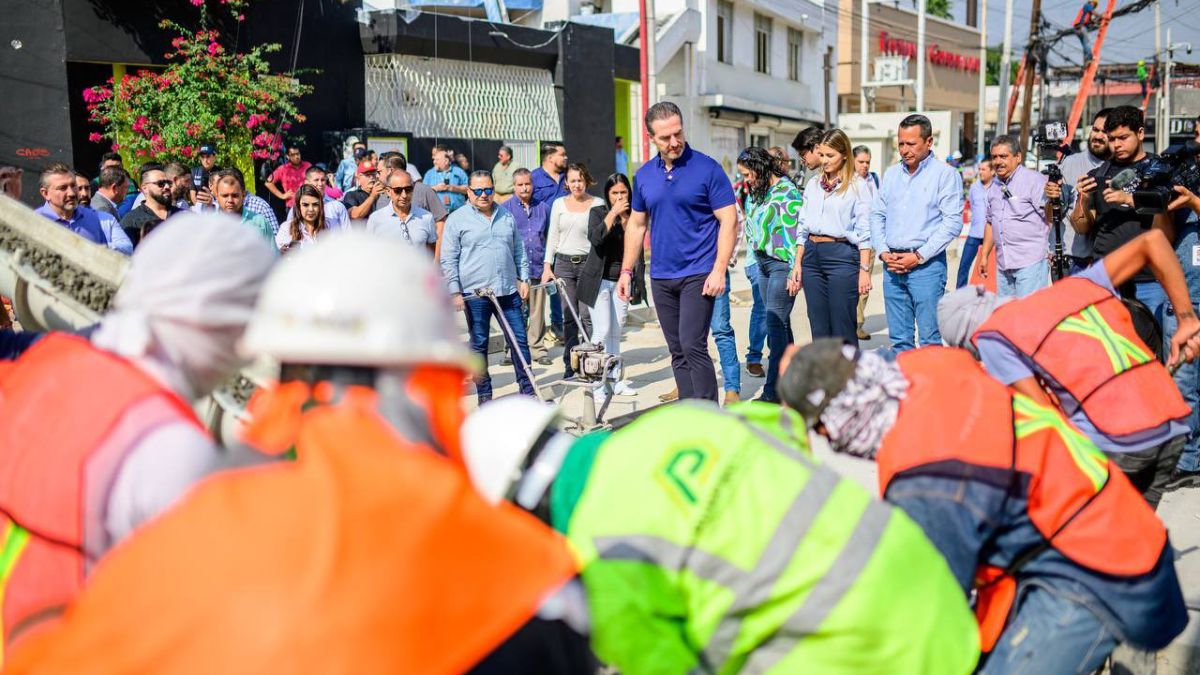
[793,129,874,344]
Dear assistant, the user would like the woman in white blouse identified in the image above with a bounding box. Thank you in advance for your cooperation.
[542,163,603,378]
[276,184,328,253]
[790,129,874,344]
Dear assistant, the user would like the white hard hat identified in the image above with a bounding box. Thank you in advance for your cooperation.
[462,396,561,504]
[240,230,478,371]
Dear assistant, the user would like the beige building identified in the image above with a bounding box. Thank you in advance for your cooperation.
[837,0,981,147]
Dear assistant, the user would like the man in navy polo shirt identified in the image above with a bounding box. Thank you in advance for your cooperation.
[617,101,738,401]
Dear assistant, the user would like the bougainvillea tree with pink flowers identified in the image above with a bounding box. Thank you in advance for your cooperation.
[83,0,312,180]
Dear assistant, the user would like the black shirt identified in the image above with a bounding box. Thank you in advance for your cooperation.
[1089,156,1157,282]
[121,203,180,247]
[342,188,372,213]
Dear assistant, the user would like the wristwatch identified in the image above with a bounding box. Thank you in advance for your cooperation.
[859,264,870,272]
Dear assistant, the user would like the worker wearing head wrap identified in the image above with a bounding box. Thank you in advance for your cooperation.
[5,232,591,674]
[777,338,1187,674]
[458,396,981,675]
[937,229,1200,507]
[0,213,275,660]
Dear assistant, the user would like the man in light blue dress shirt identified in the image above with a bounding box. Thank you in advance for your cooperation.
[869,114,964,352]
[441,171,535,403]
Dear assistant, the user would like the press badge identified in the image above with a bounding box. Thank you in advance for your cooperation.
[1192,244,1200,267]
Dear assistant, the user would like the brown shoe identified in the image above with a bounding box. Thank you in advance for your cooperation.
[659,388,679,403]
[723,390,740,406]
[856,328,871,340]
[746,363,765,377]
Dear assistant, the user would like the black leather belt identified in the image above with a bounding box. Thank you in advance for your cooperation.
[889,247,917,254]
[556,253,586,264]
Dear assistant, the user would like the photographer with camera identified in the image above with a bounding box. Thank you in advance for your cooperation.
[188,145,219,208]
[1072,106,1174,318]
[1046,109,1112,274]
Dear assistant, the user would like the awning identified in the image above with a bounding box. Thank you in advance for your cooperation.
[364,54,563,140]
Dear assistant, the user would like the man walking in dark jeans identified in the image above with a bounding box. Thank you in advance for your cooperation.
[617,101,738,401]
[441,171,535,404]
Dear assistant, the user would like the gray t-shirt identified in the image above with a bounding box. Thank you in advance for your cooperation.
[1056,150,1105,259]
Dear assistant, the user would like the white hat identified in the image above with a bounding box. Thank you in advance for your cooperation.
[240,230,477,371]
[461,396,562,504]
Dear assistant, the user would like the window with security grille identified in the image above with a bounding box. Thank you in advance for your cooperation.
[755,13,772,75]
[787,28,802,81]
[717,0,733,65]
[363,54,562,142]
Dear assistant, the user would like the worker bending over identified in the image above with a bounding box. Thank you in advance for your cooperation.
[0,214,273,658]
[778,339,1187,674]
[939,229,1200,506]
[461,396,980,674]
[6,233,591,674]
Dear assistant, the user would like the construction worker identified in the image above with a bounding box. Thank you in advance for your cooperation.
[0,214,274,659]
[461,397,981,674]
[5,232,591,673]
[938,229,1200,507]
[777,339,1187,673]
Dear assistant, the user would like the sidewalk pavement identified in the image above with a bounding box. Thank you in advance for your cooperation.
[471,242,1200,671]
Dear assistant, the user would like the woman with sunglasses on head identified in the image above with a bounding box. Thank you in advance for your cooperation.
[793,129,874,345]
[543,163,603,379]
[577,173,641,403]
[277,184,328,253]
[736,147,803,403]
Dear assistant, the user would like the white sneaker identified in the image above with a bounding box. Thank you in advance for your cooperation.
[592,387,609,406]
[612,380,638,396]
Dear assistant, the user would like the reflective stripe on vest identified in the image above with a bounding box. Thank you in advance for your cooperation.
[0,521,28,666]
[594,408,891,671]
[1056,305,1152,374]
[1013,395,1108,492]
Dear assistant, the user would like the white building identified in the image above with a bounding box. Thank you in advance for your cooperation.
[533,0,838,175]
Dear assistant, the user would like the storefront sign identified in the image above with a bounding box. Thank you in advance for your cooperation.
[879,31,981,73]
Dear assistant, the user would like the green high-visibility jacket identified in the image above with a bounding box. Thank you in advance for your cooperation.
[552,401,980,675]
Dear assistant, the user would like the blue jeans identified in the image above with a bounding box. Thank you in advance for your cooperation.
[979,583,1118,674]
[463,292,535,402]
[997,261,1049,299]
[755,253,797,401]
[711,270,740,393]
[1134,279,1167,327]
[801,241,859,344]
[882,252,947,352]
[955,236,983,289]
[1166,303,1200,472]
[744,262,766,365]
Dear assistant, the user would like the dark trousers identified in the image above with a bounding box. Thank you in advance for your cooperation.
[651,273,717,401]
[554,256,591,375]
[1110,435,1186,509]
[463,292,535,402]
[754,251,796,401]
[956,236,983,289]
[801,241,860,345]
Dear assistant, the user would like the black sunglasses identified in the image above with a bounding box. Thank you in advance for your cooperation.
[143,179,173,189]
[390,185,414,194]
[471,187,495,197]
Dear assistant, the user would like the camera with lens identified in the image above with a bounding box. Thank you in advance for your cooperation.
[191,166,210,191]
[1034,121,1070,279]
[1032,121,1068,146]
[1119,141,1200,214]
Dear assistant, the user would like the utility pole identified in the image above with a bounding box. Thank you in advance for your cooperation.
[1165,28,1173,145]
[860,0,869,113]
[1018,0,1042,151]
[1155,0,1165,151]
[998,0,1015,133]
[978,0,988,159]
[824,46,834,128]
[916,0,927,112]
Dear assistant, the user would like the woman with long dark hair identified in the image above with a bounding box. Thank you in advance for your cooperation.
[277,184,328,253]
[736,146,802,403]
[792,128,873,344]
[578,173,639,402]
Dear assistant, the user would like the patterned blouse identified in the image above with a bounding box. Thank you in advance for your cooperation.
[744,176,804,265]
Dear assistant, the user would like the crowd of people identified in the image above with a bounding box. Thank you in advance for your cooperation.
[5,97,1200,672]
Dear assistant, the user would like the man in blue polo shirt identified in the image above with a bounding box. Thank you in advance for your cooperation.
[36,163,133,254]
[531,142,568,206]
[617,101,738,402]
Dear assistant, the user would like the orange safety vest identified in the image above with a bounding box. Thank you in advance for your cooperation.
[0,333,203,658]
[5,387,579,674]
[972,276,1189,438]
[877,347,1167,651]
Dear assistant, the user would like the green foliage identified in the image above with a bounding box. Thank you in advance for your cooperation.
[986,47,1020,86]
[926,0,952,20]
